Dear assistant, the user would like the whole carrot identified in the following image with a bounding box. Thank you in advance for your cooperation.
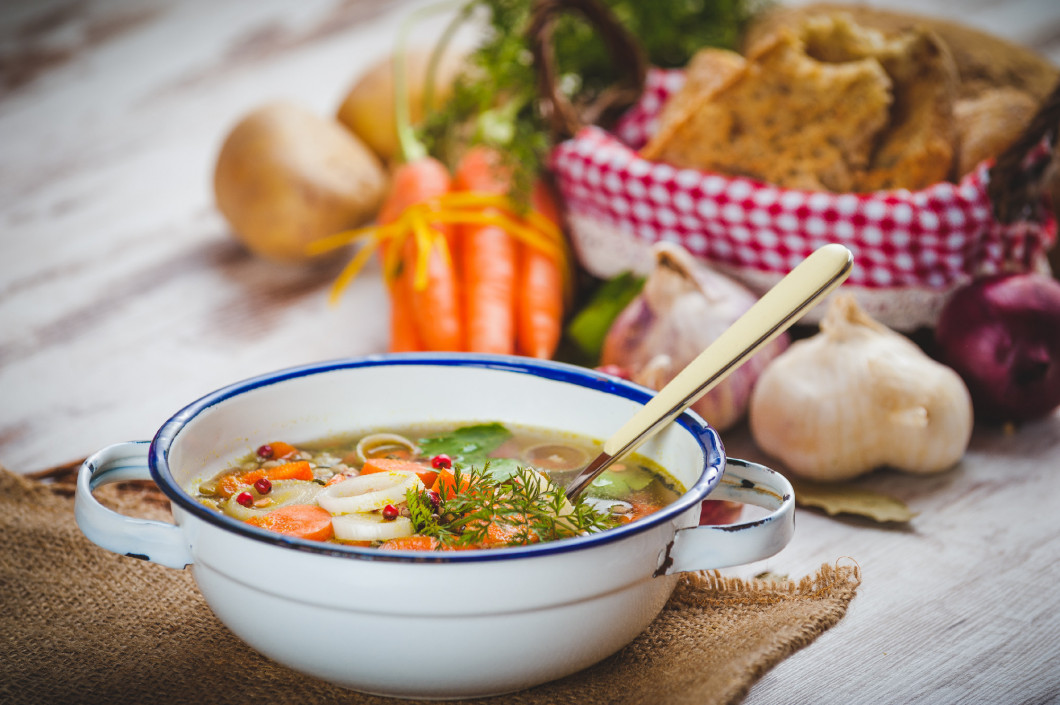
[387,257,423,352]
[515,179,567,359]
[378,158,463,352]
[453,146,518,354]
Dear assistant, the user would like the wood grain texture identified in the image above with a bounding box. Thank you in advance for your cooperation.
[0,0,420,472]
[1,1,1059,704]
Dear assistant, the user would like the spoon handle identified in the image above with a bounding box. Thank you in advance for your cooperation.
[566,243,853,500]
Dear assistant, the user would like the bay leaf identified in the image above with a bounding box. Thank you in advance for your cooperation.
[789,477,916,523]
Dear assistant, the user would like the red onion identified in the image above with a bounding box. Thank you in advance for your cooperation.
[935,273,1060,423]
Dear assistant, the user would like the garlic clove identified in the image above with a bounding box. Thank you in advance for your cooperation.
[889,406,929,429]
[602,242,788,431]
[632,354,673,392]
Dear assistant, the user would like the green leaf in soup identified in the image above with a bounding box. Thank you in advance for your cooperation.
[418,423,513,466]
[476,457,523,482]
[589,465,655,499]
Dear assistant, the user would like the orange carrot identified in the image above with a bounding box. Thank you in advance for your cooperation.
[218,460,316,497]
[621,501,664,524]
[388,259,424,352]
[379,535,440,551]
[379,158,463,352]
[359,457,438,488]
[266,441,298,459]
[217,475,243,498]
[246,504,334,542]
[515,179,567,359]
[453,146,518,354]
[430,468,471,500]
[324,473,349,487]
[241,461,314,486]
[484,516,540,547]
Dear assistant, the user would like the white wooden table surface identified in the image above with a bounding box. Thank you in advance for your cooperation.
[2,1,1059,703]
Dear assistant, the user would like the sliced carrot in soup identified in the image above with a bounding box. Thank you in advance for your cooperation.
[245,504,334,542]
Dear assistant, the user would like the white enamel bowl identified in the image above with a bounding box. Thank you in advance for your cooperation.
[75,354,793,699]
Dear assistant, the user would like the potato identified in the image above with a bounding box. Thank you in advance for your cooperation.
[336,49,464,163]
[213,101,387,262]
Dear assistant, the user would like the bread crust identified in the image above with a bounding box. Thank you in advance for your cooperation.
[743,3,1059,102]
[641,30,893,191]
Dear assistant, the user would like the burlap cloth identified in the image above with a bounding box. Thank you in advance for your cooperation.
[0,465,860,705]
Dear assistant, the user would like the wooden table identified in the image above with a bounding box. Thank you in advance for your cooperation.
[3,1,1059,703]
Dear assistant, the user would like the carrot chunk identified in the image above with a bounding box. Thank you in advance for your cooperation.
[245,504,334,542]
[360,458,438,488]
[267,441,299,459]
[379,536,441,551]
[429,468,471,500]
[217,460,315,498]
[241,460,314,486]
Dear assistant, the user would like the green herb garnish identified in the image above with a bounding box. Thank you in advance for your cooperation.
[409,464,617,548]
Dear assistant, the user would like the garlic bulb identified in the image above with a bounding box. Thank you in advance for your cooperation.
[749,295,973,480]
[601,242,788,431]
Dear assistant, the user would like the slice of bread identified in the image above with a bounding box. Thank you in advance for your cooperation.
[641,30,893,191]
[744,3,1059,102]
[853,24,959,191]
[653,48,746,140]
[954,87,1039,176]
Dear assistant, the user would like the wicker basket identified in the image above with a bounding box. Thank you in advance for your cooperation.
[531,0,1059,331]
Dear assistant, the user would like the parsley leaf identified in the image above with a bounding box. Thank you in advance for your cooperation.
[418,423,513,465]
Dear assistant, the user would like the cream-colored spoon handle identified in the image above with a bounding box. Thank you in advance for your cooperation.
[602,243,853,458]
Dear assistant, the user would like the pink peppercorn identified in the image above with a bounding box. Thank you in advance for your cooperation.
[235,491,254,507]
[430,454,452,470]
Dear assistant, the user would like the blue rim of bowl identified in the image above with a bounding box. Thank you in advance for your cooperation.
[149,352,726,563]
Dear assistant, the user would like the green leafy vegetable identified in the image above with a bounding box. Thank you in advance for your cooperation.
[583,0,764,70]
[475,456,523,481]
[565,271,644,362]
[589,465,655,499]
[418,423,513,465]
[419,0,763,203]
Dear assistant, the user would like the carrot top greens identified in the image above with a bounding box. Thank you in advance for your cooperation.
[419,0,762,203]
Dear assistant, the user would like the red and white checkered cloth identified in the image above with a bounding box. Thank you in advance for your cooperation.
[550,69,1057,330]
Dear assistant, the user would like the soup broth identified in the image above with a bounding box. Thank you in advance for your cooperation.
[190,422,684,550]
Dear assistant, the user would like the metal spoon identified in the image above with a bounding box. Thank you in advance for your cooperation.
[565,243,854,501]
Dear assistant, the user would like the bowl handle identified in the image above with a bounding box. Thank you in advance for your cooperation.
[74,441,193,569]
[663,458,795,574]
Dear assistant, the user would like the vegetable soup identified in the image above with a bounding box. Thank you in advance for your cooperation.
[190,422,684,550]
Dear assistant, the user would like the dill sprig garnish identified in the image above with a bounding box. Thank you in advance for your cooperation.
[407,463,617,548]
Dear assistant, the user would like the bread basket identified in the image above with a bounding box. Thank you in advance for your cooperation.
[533,0,1059,331]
